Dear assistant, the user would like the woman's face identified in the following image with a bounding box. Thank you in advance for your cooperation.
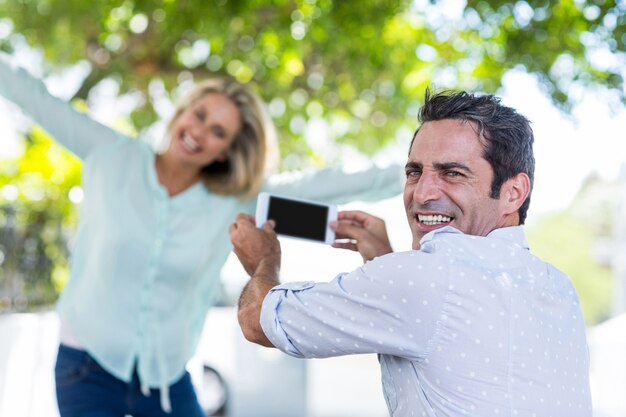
[168,92,242,169]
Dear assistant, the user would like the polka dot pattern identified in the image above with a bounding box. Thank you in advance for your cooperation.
[261,226,592,416]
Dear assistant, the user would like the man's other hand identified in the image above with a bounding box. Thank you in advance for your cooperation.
[331,210,393,262]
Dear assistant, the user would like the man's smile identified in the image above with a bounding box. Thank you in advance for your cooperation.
[417,213,453,226]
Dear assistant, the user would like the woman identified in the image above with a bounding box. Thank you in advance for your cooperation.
[0,56,402,416]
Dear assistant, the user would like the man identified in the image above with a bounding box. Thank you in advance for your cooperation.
[229,89,592,417]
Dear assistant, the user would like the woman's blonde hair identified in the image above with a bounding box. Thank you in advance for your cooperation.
[167,77,279,200]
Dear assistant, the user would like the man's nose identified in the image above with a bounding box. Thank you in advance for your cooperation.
[411,172,441,205]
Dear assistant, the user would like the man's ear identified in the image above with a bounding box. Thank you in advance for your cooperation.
[501,172,531,216]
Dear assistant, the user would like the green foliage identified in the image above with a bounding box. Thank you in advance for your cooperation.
[0,1,623,311]
[0,127,81,222]
[0,0,624,163]
[0,128,81,311]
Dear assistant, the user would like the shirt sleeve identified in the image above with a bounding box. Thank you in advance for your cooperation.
[262,163,404,204]
[260,252,448,361]
[0,55,126,160]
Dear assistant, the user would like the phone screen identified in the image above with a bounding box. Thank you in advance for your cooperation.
[267,195,329,242]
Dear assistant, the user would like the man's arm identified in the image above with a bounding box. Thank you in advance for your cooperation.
[331,210,393,262]
[229,213,281,347]
[237,260,278,347]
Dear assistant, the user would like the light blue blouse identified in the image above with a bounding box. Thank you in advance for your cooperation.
[261,226,592,417]
[0,57,404,407]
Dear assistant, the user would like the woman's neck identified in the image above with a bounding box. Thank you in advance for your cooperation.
[155,154,202,197]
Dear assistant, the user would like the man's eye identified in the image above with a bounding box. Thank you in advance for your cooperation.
[406,170,421,177]
[195,110,205,120]
[446,171,463,177]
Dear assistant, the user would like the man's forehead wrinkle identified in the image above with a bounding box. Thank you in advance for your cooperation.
[433,162,472,172]
[407,158,472,172]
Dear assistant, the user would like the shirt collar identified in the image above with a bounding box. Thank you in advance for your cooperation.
[144,146,169,199]
[486,226,529,249]
[144,146,212,205]
[420,225,529,250]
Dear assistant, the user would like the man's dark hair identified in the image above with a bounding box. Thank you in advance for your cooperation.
[412,88,535,225]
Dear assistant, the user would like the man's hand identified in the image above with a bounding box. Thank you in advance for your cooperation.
[229,213,281,348]
[331,210,393,262]
[229,213,281,277]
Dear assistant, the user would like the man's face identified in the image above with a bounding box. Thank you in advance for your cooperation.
[404,119,507,249]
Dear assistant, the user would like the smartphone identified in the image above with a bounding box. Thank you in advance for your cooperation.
[255,192,338,244]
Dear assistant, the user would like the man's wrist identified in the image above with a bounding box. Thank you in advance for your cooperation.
[252,257,281,285]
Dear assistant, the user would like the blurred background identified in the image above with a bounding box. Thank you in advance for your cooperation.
[0,0,625,416]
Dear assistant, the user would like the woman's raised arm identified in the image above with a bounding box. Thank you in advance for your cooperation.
[263,162,405,205]
[0,55,127,160]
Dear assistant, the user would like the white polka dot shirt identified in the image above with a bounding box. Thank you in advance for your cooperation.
[260,226,592,417]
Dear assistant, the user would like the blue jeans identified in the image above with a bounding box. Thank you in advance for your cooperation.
[55,344,204,417]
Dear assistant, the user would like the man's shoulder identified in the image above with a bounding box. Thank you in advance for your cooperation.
[365,248,449,274]
[423,225,530,252]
